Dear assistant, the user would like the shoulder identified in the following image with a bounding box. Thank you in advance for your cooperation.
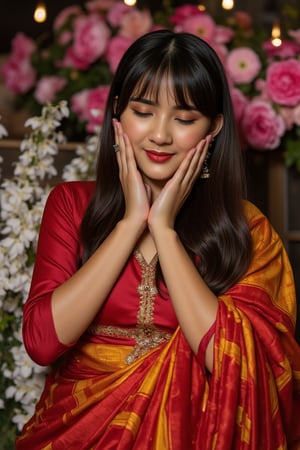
[44,181,95,226]
[47,181,95,210]
[243,200,275,238]
[242,199,285,257]
[240,203,296,322]
[49,180,95,199]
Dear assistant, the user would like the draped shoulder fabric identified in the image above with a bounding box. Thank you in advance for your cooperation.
[16,182,300,449]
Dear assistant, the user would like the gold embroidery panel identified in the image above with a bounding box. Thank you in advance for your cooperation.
[88,249,171,364]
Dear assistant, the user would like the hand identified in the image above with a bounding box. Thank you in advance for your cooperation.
[113,119,150,228]
[148,135,212,235]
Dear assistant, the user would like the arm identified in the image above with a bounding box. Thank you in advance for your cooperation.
[23,182,146,365]
[151,228,217,371]
[148,138,218,371]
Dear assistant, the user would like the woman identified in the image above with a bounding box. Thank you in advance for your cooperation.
[16,30,300,449]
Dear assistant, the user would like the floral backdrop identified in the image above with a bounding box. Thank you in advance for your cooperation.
[0,1,300,447]
[1,0,300,167]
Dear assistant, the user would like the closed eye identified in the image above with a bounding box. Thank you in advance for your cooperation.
[176,118,196,125]
[132,109,152,117]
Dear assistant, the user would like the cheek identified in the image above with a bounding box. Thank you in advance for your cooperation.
[120,115,145,142]
[176,128,204,151]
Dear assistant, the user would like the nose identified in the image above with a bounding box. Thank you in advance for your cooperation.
[148,116,172,146]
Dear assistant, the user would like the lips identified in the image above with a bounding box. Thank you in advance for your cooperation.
[145,150,174,163]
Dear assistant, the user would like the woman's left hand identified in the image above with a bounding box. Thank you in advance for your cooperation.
[148,135,212,234]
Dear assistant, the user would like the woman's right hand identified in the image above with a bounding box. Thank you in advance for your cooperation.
[113,119,150,230]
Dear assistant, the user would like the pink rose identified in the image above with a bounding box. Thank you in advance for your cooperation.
[71,89,90,121]
[266,59,300,106]
[242,100,285,150]
[1,32,37,94]
[53,6,82,31]
[1,57,36,94]
[230,87,249,150]
[106,35,133,73]
[71,86,110,132]
[174,13,216,43]
[119,9,153,40]
[34,76,67,104]
[226,47,261,84]
[72,14,111,65]
[10,32,36,59]
[59,47,90,70]
[230,87,249,122]
[107,2,132,27]
[169,5,201,25]
[214,26,235,45]
[85,86,110,132]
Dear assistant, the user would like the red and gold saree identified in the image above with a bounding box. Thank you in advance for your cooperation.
[16,183,300,449]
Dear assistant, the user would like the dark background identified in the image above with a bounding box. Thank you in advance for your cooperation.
[0,0,195,54]
[1,0,293,54]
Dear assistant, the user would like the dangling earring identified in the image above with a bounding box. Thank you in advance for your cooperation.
[200,137,215,179]
[200,154,210,179]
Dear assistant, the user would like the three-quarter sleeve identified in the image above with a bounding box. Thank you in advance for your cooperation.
[22,181,94,365]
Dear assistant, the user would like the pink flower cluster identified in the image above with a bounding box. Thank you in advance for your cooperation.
[1,1,300,152]
[170,5,300,151]
[1,1,155,133]
[71,85,110,133]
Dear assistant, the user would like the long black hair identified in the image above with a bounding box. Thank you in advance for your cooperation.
[80,30,252,295]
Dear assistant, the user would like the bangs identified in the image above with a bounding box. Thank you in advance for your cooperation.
[131,63,198,109]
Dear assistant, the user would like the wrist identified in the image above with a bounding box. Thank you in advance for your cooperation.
[150,226,177,245]
[118,216,147,237]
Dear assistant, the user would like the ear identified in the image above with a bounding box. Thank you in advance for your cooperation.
[210,114,223,138]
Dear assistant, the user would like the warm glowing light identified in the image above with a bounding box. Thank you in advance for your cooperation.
[271,20,282,47]
[123,0,136,5]
[222,0,234,10]
[34,2,47,23]
[197,4,206,11]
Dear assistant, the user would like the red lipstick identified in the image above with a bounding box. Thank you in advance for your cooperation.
[145,150,174,163]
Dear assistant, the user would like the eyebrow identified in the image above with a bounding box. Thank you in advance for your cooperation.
[129,96,198,112]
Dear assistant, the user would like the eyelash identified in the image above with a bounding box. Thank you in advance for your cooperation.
[132,110,195,124]
[133,110,151,117]
[176,118,195,125]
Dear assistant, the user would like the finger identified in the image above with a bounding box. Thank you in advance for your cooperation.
[112,119,122,174]
[123,132,138,170]
[174,140,206,185]
[113,120,129,178]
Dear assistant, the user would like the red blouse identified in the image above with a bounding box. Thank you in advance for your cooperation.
[22,181,179,366]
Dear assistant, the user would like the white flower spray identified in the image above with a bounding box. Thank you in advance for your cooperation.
[0,102,69,430]
[0,102,97,436]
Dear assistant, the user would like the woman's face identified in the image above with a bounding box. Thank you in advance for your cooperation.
[120,78,220,189]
